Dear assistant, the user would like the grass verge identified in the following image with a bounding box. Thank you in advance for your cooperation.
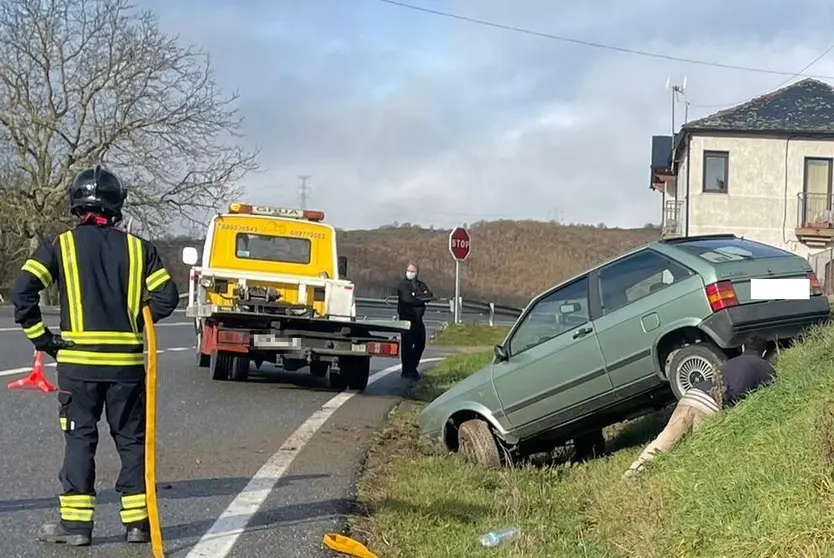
[351,324,834,558]
[428,323,510,348]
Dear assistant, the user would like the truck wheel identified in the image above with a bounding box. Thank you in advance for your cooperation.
[209,350,232,381]
[668,342,727,399]
[229,354,250,382]
[344,356,371,391]
[457,419,502,468]
[310,361,329,377]
[195,328,210,368]
[328,370,348,391]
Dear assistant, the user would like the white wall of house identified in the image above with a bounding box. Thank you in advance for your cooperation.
[676,133,834,260]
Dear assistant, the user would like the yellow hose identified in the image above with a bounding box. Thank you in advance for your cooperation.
[142,305,164,557]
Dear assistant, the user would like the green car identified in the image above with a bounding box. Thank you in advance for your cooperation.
[418,234,830,467]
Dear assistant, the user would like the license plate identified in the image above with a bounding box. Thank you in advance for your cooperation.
[254,334,300,348]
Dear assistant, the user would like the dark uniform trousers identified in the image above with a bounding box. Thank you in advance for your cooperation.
[12,224,179,536]
[400,319,426,374]
[57,375,148,533]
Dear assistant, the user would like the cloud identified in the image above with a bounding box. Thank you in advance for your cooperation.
[142,0,834,229]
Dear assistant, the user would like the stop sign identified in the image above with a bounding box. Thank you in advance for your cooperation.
[449,227,471,261]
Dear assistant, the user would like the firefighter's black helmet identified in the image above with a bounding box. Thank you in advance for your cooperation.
[68,165,127,218]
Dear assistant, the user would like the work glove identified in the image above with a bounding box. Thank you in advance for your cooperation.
[34,331,76,359]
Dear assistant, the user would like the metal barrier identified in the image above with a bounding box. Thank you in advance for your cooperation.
[175,293,523,326]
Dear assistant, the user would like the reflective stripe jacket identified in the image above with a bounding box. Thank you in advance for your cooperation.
[11,222,180,381]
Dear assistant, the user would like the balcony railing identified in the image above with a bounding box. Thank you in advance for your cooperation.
[797,192,834,229]
[662,199,684,237]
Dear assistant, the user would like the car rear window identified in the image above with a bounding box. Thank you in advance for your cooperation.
[674,238,790,263]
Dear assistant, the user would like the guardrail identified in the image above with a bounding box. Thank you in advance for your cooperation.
[176,293,523,327]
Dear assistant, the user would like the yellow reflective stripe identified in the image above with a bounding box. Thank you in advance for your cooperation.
[56,350,144,366]
[59,417,68,431]
[21,259,52,288]
[61,508,94,522]
[146,268,171,291]
[120,508,149,523]
[121,494,147,509]
[60,331,143,345]
[59,232,84,332]
[127,235,143,333]
[23,322,46,339]
[59,494,95,508]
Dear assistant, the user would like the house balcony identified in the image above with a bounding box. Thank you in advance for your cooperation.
[796,192,834,247]
[662,199,684,239]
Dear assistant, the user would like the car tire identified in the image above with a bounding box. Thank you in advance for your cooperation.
[457,419,502,468]
[668,342,727,399]
[229,354,250,382]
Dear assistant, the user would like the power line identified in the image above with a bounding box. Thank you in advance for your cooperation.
[690,41,834,109]
[373,0,834,80]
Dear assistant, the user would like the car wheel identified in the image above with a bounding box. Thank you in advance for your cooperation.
[310,361,329,377]
[229,354,250,382]
[668,342,727,399]
[329,370,348,391]
[209,350,232,381]
[343,356,371,391]
[457,419,502,468]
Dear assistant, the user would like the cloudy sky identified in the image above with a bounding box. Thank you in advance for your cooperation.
[140,0,834,230]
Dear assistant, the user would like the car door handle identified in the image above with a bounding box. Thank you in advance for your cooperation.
[573,326,593,339]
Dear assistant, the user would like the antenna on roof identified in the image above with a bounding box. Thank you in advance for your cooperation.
[666,76,690,133]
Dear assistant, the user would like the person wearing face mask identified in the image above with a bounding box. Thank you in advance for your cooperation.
[394,262,433,378]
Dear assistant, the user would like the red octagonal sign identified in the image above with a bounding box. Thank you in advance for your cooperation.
[449,226,471,262]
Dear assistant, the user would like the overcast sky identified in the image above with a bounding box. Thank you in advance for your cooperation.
[139,0,834,230]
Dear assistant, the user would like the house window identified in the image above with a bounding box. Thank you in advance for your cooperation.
[702,151,729,193]
[803,157,833,225]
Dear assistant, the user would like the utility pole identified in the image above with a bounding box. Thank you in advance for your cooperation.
[297,175,311,208]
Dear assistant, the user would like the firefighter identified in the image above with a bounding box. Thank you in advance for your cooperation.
[12,165,179,547]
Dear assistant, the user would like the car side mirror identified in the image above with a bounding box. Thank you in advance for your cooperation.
[182,246,199,266]
[338,256,348,278]
[494,344,509,362]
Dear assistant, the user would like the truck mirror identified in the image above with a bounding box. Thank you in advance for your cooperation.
[338,256,348,278]
[182,246,199,266]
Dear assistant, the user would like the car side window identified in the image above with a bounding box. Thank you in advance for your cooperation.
[508,276,590,356]
[598,250,692,316]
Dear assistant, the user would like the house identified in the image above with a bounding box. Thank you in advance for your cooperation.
[649,78,834,274]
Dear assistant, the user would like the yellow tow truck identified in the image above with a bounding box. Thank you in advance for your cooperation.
[181,202,410,391]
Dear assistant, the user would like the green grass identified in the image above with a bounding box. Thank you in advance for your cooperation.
[429,323,510,347]
[352,323,834,558]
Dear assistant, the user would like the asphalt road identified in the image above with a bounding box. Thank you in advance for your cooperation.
[0,311,464,557]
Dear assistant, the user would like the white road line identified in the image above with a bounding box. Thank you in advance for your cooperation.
[185,356,445,558]
[0,347,195,378]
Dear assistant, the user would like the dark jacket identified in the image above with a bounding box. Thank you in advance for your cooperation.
[394,277,433,321]
[693,350,775,408]
[12,222,179,381]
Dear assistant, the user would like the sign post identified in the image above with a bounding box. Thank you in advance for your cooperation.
[448,227,471,324]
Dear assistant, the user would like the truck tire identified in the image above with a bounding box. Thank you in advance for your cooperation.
[668,342,727,399]
[209,350,232,381]
[310,361,329,377]
[328,370,348,391]
[343,356,371,391]
[229,354,250,382]
[195,327,210,368]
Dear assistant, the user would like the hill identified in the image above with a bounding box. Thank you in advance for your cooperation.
[159,221,660,306]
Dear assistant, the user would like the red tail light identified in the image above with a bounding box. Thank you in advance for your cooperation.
[705,281,738,312]
[366,342,399,356]
[808,272,823,296]
[217,330,250,345]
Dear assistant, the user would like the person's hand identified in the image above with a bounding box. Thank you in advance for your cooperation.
[34,332,76,359]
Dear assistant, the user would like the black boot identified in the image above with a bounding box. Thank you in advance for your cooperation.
[125,520,151,543]
[37,522,92,546]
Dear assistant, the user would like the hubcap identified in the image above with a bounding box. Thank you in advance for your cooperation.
[677,355,715,392]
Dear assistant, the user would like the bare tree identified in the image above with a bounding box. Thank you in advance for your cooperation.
[0,0,259,250]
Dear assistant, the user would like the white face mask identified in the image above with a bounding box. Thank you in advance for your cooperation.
[405,271,416,280]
